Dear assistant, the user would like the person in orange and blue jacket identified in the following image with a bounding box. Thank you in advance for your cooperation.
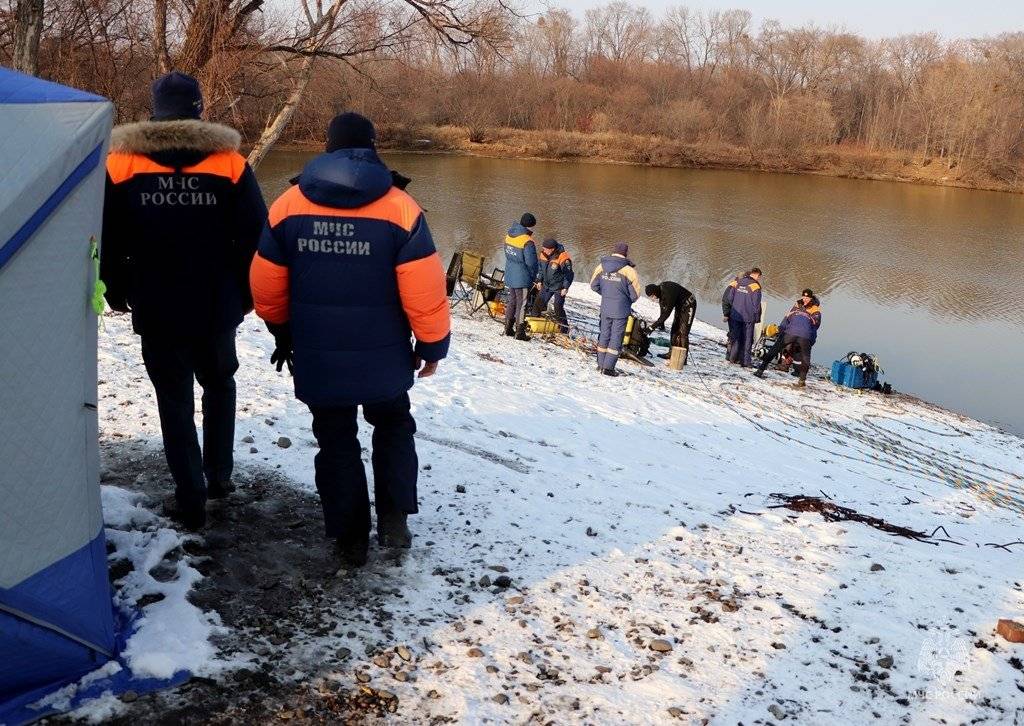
[721,267,763,367]
[754,289,822,387]
[101,72,268,532]
[250,113,450,568]
[590,242,641,377]
[532,238,573,332]
[503,213,539,340]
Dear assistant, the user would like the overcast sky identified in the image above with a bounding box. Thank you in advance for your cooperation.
[554,0,1024,39]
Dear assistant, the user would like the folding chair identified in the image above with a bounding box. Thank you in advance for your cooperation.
[475,267,506,319]
[445,251,463,297]
[450,250,485,313]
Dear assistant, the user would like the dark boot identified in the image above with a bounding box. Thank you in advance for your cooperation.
[602,368,619,377]
[503,319,515,337]
[752,369,765,378]
[163,499,206,532]
[515,323,530,341]
[377,511,412,549]
[207,480,236,499]
[336,536,369,568]
[794,379,807,388]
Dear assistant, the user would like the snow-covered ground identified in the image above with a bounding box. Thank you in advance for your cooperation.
[73,283,1024,723]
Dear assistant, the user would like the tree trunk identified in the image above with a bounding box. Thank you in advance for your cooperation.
[155,0,172,74]
[177,0,230,74]
[246,55,316,170]
[13,0,44,75]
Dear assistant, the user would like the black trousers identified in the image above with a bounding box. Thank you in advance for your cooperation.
[141,329,238,509]
[671,297,697,349]
[532,287,568,330]
[756,333,813,381]
[308,393,418,541]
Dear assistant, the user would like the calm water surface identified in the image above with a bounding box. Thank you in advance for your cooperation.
[259,151,1024,435]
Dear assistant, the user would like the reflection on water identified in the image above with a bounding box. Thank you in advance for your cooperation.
[258,151,1024,434]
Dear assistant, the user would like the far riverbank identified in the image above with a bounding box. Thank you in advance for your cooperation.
[274,125,1024,195]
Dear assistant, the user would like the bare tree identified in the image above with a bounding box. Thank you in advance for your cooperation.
[12,0,43,74]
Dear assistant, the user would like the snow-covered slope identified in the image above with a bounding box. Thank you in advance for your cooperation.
[83,283,1024,723]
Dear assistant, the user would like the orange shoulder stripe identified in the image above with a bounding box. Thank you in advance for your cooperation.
[268,185,422,232]
[250,253,290,324]
[184,150,246,183]
[106,153,173,184]
[396,251,450,343]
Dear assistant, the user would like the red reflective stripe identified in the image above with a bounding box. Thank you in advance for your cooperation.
[250,253,290,324]
[396,252,449,343]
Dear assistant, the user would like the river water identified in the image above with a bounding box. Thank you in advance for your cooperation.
[258,151,1024,435]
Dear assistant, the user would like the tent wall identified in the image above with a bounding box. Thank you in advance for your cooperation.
[0,72,114,718]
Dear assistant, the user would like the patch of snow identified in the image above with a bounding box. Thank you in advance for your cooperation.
[89,283,1024,723]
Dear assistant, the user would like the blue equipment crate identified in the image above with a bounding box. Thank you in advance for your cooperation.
[830,360,878,389]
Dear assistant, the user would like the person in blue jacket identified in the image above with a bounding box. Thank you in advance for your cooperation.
[503,213,539,340]
[590,242,641,376]
[721,268,763,367]
[754,289,821,387]
[532,238,573,332]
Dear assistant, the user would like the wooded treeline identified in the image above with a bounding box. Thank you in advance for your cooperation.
[3,0,1024,185]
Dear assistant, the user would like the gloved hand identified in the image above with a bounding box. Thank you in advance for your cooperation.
[265,321,293,374]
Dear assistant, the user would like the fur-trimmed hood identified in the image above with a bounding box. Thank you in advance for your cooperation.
[109,120,241,155]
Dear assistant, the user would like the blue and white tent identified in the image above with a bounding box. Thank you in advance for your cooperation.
[0,68,115,722]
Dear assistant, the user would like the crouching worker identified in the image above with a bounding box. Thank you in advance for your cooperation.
[101,72,268,531]
[646,281,697,356]
[754,289,821,387]
[250,113,450,567]
[532,238,573,331]
[590,242,641,377]
[721,268,762,367]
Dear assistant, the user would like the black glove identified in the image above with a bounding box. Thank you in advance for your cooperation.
[265,321,293,374]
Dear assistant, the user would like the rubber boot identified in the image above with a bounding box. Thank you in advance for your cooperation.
[752,369,765,379]
[602,368,619,377]
[503,319,515,337]
[515,323,530,341]
[377,511,412,549]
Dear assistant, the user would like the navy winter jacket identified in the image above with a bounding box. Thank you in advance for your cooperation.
[590,254,641,319]
[503,223,538,288]
[779,298,822,344]
[101,120,267,338]
[251,148,451,407]
[536,243,574,290]
[722,274,763,323]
